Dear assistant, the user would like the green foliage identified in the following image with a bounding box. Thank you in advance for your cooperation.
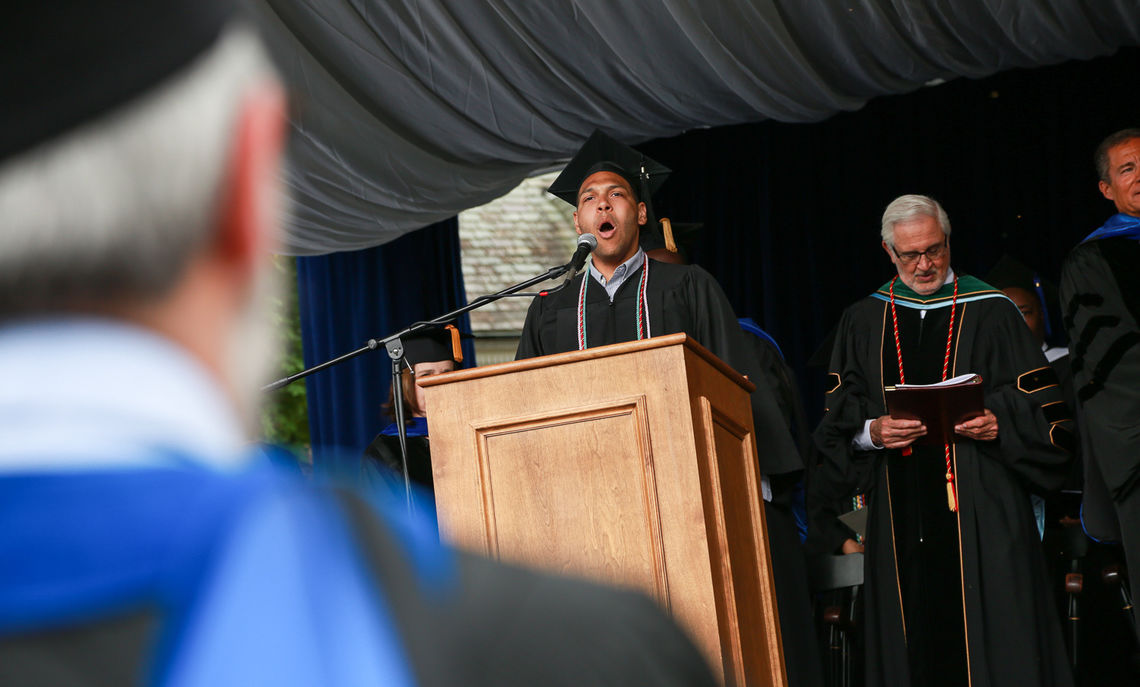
[260,256,311,458]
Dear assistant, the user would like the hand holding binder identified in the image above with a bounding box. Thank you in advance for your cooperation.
[953,408,999,442]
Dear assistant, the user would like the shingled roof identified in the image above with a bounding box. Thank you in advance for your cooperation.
[459,172,576,364]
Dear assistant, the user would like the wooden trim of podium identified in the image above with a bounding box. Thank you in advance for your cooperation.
[694,397,785,687]
[418,332,757,394]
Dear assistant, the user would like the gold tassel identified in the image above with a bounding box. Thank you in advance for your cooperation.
[946,473,958,512]
[445,324,463,363]
[660,217,677,253]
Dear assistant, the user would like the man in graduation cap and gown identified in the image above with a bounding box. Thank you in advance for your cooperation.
[814,194,1076,687]
[1061,128,1140,638]
[516,130,802,481]
[515,130,807,677]
[0,6,720,686]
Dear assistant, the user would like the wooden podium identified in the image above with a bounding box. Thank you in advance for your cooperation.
[420,333,786,686]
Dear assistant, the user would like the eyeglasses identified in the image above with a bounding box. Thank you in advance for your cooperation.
[892,240,947,265]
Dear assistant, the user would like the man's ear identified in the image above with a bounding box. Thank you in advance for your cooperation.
[1099,179,1115,203]
[637,201,647,226]
[881,241,896,264]
[213,83,287,273]
[573,211,583,235]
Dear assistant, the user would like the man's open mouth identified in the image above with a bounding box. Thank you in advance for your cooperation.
[598,221,615,238]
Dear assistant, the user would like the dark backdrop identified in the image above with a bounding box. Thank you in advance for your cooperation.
[640,47,1139,425]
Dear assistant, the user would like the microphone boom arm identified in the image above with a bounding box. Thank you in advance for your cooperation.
[262,258,581,392]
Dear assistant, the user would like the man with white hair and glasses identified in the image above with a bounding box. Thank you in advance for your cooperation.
[813,194,1076,686]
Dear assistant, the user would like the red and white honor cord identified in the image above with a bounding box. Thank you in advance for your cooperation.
[888,275,960,512]
[577,259,650,350]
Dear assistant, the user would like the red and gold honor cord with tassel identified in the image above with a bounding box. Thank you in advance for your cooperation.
[889,276,960,512]
[888,278,911,458]
[577,259,651,351]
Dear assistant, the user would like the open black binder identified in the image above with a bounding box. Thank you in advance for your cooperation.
[884,373,984,445]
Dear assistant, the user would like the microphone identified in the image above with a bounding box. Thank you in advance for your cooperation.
[568,233,598,272]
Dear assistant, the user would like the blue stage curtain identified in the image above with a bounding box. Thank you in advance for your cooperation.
[296,218,473,477]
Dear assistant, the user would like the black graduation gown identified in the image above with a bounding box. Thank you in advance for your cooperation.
[741,328,813,463]
[516,258,801,476]
[814,277,1075,687]
[739,328,825,687]
[361,429,441,530]
[1060,235,1140,635]
[363,432,434,490]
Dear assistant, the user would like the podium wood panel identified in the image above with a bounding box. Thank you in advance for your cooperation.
[422,334,786,686]
[472,397,669,596]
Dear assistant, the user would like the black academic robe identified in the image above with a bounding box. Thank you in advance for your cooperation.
[1043,352,1083,501]
[363,432,433,489]
[516,258,801,476]
[739,327,824,687]
[805,467,864,556]
[741,326,813,464]
[814,276,1075,687]
[1060,235,1140,635]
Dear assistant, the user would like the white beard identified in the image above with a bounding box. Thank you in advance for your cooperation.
[223,256,286,435]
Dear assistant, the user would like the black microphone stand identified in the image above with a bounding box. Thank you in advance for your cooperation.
[263,255,586,512]
[384,337,415,514]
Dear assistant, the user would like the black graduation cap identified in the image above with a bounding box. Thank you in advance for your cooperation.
[546,130,671,209]
[2,0,236,161]
[403,325,473,367]
[983,254,1058,338]
[983,255,1056,295]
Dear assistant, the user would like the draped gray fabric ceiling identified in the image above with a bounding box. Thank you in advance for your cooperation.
[251,0,1140,255]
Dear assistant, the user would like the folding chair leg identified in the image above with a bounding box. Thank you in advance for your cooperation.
[1066,566,1083,677]
[840,629,850,687]
[1103,564,1140,649]
[828,625,841,686]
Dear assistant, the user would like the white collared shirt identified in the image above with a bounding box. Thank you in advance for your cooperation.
[588,248,646,302]
[1043,343,1069,363]
[0,318,247,471]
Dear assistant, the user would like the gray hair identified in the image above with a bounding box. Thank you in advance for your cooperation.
[0,26,277,318]
[880,194,951,249]
[1095,128,1140,183]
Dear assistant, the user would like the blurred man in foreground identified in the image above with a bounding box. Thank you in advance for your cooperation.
[0,4,716,686]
